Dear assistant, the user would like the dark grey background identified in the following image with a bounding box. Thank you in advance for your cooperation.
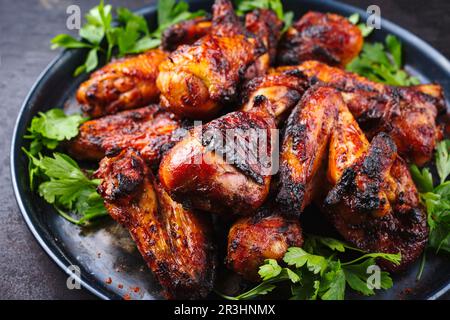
[0,0,449,300]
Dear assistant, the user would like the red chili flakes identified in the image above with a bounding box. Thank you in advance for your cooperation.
[105,277,112,285]
[123,293,131,300]
[118,284,124,289]
[132,287,140,293]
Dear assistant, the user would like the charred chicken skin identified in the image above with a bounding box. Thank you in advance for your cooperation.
[161,16,213,51]
[159,95,277,215]
[157,0,282,120]
[296,60,445,165]
[68,105,185,167]
[226,206,303,281]
[244,61,445,165]
[277,11,363,67]
[77,49,168,118]
[96,149,216,299]
[277,86,428,271]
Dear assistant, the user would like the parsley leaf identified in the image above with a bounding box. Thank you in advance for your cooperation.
[347,13,373,37]
[436,140,450,184]
[410,140,450,278]
[22,151,107,225]
[220,235,398,300]
[235,0,293,32]
[24,109,87,156]
[346,34,420,86]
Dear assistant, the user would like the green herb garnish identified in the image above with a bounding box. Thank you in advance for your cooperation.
[51,0,205,76]
[235,0,294,32]
[411,139,450,269]
[219,235,399,300]
[346,34,420,86]
[347,13,374,38]
[22,151,107,225]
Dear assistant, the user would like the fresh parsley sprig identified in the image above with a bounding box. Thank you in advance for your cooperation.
[346,33,420,86]
[22,108,107,225]
[219,235,400,300]
[234,0,294,33]
[411,140,450,258]
[23,108,88,188]
[51,0,205,76]
[22,151,107,225]
[347,13,374,38]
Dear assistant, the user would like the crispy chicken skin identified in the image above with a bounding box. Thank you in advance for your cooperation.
[159,95,276,215]
[68,105,184,167]
[296,60,445,165]
[277,11,363,67]
[241,64,308,124]
[157,0,281,120]
[226,206,303,281]
[95,149,216,299]
[161,17,212,51]
[276,86,427,271]
[277,86,340,216]
[325,126,428,272]
[77,49,168,118]
[242,9,284,80]
[244,61,444,165]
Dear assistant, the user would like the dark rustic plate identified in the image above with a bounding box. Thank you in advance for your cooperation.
[11,0,450,300]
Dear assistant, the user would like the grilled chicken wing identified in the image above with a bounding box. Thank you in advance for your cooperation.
[241,65,308,124]
[277,11,363,67]
[161,16,212,51]
[277,86,340,216]
[77,49,168,118]
[276,86,427,271]
[244,61,444,164]
[296,60,445,165]
[157,0,281,120]
[95,149,216,299]
[159,95,277,215]
[68,105,185,167]
[324,120,428,271]
[226,206,303,281]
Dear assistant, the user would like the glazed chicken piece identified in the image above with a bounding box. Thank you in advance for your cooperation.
[95,149,216,299]
[226,206,303,281]
[277,86,340,216]
[241,68,308,124]
[324,110,428,271]
[161,16,212,51]
[68,105,185,167]
[157,0,282,119]
[296,60,445,165]
[244,61,445,165]
[159,95,277,215]
[77,49,168,118]
[277,86,428,271]
[277,11,363,67]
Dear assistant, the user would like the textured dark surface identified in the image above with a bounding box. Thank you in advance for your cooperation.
[0,0,449,300]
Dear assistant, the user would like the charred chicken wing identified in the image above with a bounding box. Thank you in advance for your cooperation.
[226,206,303,281]
[161,16,212,51]
[68,105,185,167]
[277,11,363,67]
[276,86,427,271]
[277,86,340,216]
[324,110,428,271]
[246,61,444,164]
[159,95,277,215]
[77,49,168,118]
[157,0,282,119]
[96,149,216,299]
